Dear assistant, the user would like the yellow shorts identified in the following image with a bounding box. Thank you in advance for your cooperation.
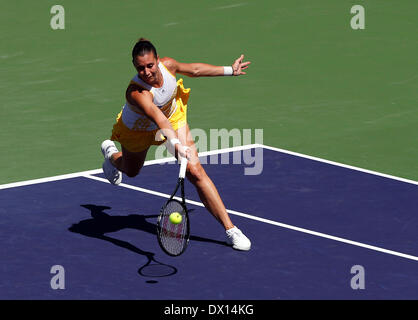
[110,79,190,153]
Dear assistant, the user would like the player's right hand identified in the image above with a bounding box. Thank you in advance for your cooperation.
[176,144,191,160]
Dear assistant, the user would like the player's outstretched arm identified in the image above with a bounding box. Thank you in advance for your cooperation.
[126,87,190,159]
[161,55,251,77]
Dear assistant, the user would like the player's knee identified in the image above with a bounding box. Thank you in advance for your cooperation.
[125,167,141,178]
[186,162,205,184]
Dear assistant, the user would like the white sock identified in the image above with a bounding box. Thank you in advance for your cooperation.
[104,142,119,160]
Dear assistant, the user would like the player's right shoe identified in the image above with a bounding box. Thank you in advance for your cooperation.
[226,226,251,251]
[101,140,122,185]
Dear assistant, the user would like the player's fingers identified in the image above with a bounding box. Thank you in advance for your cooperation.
[178,145,187,159]
[234,54,244,64]
[185,147,192,160]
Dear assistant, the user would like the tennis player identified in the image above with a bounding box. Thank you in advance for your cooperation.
[101,38,251,251]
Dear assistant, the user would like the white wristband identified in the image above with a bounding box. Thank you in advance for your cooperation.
[223,66,234,76]
[170,138,181,148]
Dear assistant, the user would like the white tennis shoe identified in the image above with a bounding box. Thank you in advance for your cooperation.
[101,140,122,185]
[226,226,251,251]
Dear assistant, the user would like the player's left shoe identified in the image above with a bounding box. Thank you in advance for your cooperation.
[101,140,122,185]
[226,226,251,251]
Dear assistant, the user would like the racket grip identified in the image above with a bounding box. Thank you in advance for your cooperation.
[179,147,189,179]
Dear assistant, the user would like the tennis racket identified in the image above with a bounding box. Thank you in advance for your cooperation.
[157,153,190,256]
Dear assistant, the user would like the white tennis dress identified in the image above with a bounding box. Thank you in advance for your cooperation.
[121,62,178,131]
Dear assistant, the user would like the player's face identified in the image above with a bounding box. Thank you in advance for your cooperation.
[133,52,159,84]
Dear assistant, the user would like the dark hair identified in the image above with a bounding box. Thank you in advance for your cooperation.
[132,38,157,60]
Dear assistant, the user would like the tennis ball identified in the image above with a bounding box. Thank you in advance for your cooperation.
[169,212,182,224]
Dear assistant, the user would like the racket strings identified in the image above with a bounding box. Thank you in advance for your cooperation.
[159,200,188,256]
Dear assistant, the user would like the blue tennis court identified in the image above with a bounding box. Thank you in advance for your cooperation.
[1,145,417,299]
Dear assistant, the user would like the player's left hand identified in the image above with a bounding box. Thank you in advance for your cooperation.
[232,54,251,76]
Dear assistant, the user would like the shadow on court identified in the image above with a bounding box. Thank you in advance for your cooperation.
[68,204,229,279]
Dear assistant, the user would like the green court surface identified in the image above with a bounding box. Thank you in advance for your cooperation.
[1,0,417,184]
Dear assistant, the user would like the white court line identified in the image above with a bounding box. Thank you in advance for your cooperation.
[0,144,260,190]
[1,143,417,189]
[83,174,418,262]
[1,143,417,261]
[142,143,262,166]
[262,145,418,186]
[0,169,103,190]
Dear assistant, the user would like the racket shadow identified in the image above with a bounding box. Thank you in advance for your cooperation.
[68,204,229,269]
[69,204,175,279]
[70,204,228,247]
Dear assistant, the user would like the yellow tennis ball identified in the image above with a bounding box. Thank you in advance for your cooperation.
[169,212,182,224]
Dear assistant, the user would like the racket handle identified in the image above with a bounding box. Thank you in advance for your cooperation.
[179,147,189,179]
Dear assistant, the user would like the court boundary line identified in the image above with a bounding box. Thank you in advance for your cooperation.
[0,143,417,190]
[262,145,418,186]
[0,144,259,190]
[83,174,418,262]
[1,144,417,262]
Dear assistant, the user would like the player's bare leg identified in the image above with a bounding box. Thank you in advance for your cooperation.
[176,124,233,229]
[176,124,251,250]
[187,152,235,230]
[110,145,149,178]
[101,140,148,184]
